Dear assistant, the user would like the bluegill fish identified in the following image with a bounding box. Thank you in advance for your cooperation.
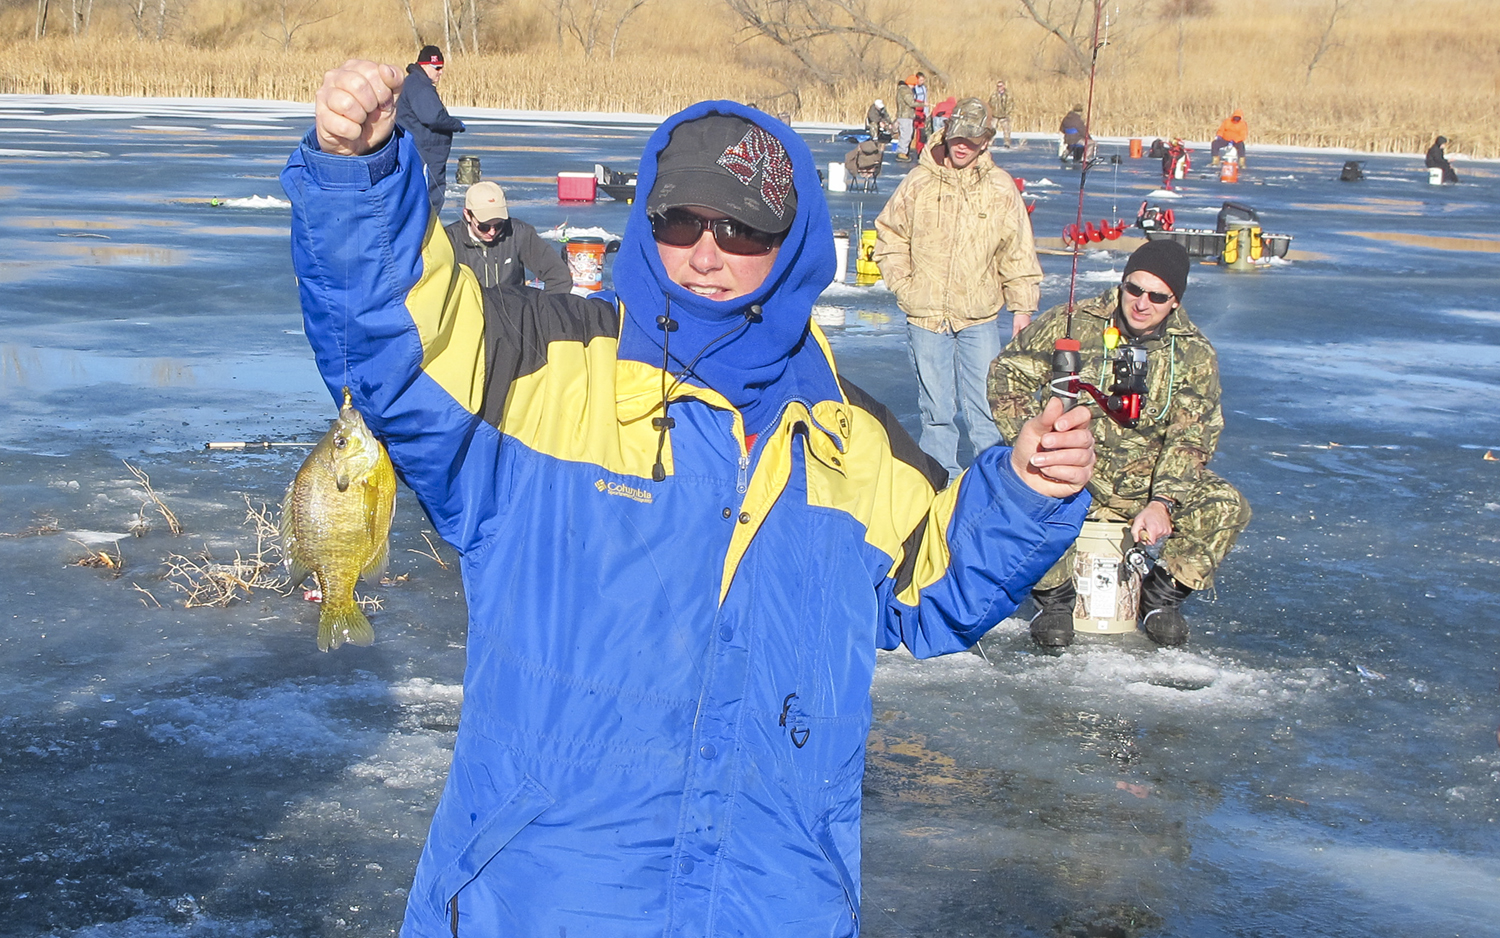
[281,388,396,651]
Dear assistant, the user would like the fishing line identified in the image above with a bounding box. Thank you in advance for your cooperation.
[1064,0,1110,341]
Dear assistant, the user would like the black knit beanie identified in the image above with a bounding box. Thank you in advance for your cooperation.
[1123,239,1190,302]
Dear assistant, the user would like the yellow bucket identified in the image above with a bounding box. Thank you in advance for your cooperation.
[1071,520,1141,634]
[855,229,881,286]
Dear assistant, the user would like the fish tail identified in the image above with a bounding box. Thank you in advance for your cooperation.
[317,599,375,652]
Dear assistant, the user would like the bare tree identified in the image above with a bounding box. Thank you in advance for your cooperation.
[549,0,650,57]
[1305,0,1354,84]
[35,0,50,39]
[1015,0,1093,73]
[1157,0,1212,83]
[609,0,650,59]
[395,0,424,47]
[123,0,149,38]
[261,0,340,50]
[722,0,948,100]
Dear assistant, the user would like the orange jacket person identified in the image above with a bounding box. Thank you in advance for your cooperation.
[1211,110,1247,165]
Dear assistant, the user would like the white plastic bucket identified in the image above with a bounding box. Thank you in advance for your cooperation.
[831,231,850,286]
[827,162,847,193]
[1071,520,1140,634]
[1428,167,1444,185]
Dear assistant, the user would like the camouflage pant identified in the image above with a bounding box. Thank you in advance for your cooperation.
[1034,470,1251,593]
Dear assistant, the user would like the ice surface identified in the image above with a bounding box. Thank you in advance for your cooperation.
[2,94,1498,938]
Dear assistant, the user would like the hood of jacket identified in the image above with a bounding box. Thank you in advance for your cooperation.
[608,100,839,436]
[404,62,433,88]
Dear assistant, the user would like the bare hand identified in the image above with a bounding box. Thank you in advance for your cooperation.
[1130,500,1173,546]
[1010,312,1032,338]
[1009,396,1095,499]
[315,60,404,157]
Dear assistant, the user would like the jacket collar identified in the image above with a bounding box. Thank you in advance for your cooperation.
[1086,287,1199,340]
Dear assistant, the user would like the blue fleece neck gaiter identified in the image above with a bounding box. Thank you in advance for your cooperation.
[608,101,840,436]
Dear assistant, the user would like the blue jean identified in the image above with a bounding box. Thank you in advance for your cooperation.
[906,319,1003,480]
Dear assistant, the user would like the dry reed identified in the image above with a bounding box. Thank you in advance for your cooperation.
[123,459,182,536]
[159,497,285,608]
[3,0,1496,155]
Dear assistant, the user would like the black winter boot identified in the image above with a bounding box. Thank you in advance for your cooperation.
[1139,567,1193,646]
[1029,581,1077,647]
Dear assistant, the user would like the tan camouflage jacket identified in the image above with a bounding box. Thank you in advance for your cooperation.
[873,139,1041,331]
[987,90,1012,121]
[988,287,1223,511]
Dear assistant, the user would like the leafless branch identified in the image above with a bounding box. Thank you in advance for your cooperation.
[1305,0,1355,84]
[71,539,124,578]
[123,459,181,536]
[406,532,451,570]
[1016,0,1092,73]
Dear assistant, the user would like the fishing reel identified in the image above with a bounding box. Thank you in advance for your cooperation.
[1050,327,1147,428]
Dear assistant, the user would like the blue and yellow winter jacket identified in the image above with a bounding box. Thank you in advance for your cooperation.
[282,101,1086,938]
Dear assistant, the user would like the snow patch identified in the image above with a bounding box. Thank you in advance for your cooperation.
[216,195,290,209]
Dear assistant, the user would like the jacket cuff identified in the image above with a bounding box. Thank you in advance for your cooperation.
[297,127,402,189]
[980,445,1085,521]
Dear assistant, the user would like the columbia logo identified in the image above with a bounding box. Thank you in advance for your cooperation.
[596,479,654,504]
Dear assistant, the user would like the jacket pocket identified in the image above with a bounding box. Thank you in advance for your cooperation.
[416,747,554,934]
[814,814,861,936]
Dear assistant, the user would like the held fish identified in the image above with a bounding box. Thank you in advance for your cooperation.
[281,388,397,651]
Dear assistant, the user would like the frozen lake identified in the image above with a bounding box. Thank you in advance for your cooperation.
[1,94,1498,938]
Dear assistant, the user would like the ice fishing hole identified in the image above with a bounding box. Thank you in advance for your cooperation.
[1144,675,1214,692]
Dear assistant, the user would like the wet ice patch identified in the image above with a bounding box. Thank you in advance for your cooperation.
[44,910,275,938]
[1437,308,1500,325]
[875,640,1325,715]
[137,675,446,759]
[1004,644,1314,713]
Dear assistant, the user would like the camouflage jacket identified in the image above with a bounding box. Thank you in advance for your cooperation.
[989,287,1223,510]
[872,139,1041,330]
[987,90,1012,121]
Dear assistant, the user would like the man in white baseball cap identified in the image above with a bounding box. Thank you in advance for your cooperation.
[444,180,572,293]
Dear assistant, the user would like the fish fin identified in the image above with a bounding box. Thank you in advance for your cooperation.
[362,536,391,582]
[278,483,298,558]
[317,600,374,652]
[361,479,392,580]
[286,560,313,590]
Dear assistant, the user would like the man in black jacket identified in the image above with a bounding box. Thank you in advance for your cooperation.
[395,45,466,212]
[444,182,573,294]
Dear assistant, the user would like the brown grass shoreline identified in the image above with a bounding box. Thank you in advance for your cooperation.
[4,0,1497,158]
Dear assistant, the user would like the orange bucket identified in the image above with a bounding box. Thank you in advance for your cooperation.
[1219,159,1240,183]
[564,237,606,291]
[1129,138,1143,159]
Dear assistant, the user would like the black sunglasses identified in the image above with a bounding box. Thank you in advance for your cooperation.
[1123,280,1173,305]
[468,213,506,235]
[649,209,779,257]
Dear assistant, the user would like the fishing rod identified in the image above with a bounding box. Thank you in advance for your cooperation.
[1052,0,1142,429]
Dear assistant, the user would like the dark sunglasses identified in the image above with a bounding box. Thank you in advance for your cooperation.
[649,209,778,257]
[469,214,506,235]
[1123,280,1172,305]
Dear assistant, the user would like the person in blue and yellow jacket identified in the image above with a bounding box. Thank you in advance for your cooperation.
[283,59,1096,938]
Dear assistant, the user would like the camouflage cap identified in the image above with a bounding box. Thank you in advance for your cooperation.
[944,97,993,143]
